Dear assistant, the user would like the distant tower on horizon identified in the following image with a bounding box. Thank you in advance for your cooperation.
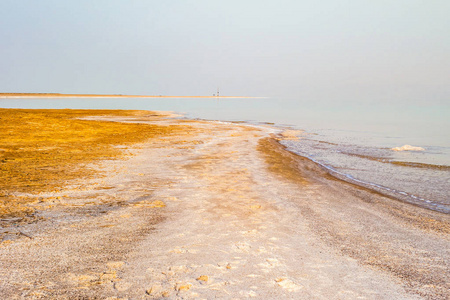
[217,88,219,97]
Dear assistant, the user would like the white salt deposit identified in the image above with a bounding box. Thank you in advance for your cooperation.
[391,145,425,152]
[280,130,304,140]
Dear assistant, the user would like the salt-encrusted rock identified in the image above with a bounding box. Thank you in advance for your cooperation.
[145,284,162,295]
[196,275,209,284]
[391,144,425,151]
[175,282,192,291]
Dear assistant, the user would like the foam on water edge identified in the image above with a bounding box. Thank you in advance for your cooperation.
[280,135,450,214]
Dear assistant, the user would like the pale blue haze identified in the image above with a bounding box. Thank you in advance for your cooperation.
[1,1,449,103]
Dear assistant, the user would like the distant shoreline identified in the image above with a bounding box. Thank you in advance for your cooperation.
[0,93,261,99]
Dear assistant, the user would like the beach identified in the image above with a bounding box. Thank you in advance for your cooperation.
[0,110,449,299]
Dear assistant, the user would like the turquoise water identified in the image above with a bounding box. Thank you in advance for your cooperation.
[1,97,449,212]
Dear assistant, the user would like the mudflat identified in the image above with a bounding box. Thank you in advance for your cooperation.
[0,110,448,299]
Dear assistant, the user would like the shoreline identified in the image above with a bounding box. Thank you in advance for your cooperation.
[284,145,450,215]
[0,109,449,299]
[268,138,449,232]
[2,99,447,213]
[181,116,450,215]
[0,93,262,99]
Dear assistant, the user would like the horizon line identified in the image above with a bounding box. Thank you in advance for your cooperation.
[0,93,266,99]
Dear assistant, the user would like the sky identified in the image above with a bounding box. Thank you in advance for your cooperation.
[1,0,449,104]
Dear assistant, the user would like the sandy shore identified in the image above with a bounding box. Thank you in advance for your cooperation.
[0,113,448,299]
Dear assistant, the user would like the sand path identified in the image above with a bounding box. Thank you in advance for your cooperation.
[0,117,448,299]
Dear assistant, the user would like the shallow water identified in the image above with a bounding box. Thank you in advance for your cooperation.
[1,96,449,213]
[281,135,450,213]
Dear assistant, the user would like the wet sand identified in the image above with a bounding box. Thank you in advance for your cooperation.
[0,113,448,299]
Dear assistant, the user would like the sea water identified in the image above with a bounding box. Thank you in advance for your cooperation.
[1,97,449,213]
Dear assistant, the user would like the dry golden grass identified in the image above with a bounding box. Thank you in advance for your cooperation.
[0,109,186,218]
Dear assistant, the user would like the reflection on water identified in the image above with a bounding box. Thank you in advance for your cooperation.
[1,97,449,212]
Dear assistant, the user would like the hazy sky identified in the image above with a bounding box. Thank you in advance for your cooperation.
[1,0,449,103]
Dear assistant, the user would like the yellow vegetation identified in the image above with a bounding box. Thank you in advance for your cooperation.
[0,109,186,218]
